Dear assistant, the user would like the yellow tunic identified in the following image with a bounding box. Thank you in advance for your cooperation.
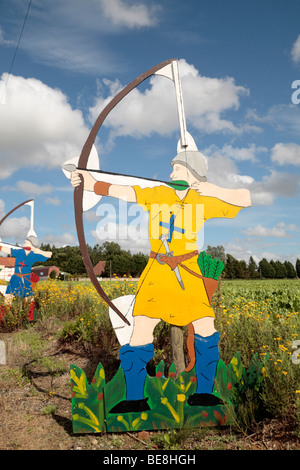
[132,185,242,326]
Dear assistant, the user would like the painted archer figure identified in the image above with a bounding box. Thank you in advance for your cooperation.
[64,59,252,418]
[70,147,251,412]
[0,234,52,303]
[0,200,52,320]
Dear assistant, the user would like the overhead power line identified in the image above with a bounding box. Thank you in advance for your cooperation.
[1,0,33,104]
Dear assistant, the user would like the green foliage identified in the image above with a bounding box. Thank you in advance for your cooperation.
[41,405,57,415]
[40,241,148,277]
[71,363,106,433]
[60,308,114,346]
[39,242,299,279]
[0,367,30,388]
[214,279,300,420]
[296,258,300,278]
[0,298,31,331]
[38,356,67,375]
[197,251,225,280]
[228,353,268,431]
[70,352,267,434]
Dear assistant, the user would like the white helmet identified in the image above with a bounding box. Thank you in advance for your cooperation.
[26,235,38,248]
[171,150,208,182]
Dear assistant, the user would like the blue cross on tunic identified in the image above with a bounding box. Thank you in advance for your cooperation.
[159,212,185,243]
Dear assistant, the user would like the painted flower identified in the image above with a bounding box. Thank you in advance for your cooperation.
[177,394,186,402]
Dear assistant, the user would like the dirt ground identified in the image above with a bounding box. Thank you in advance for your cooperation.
[0,329,299,452]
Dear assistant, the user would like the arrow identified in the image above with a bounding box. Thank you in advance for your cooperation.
[62,163,189,191]
[0,241,25,250]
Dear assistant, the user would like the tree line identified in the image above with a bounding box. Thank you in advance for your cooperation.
[39,242,300,280]
[39,241,149,278]
[206,245,299,279]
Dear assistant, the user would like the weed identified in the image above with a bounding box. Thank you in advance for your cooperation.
[0,367,29,387]
[38,356,67,375]
[41,405,57,415]
[12,329,46,361]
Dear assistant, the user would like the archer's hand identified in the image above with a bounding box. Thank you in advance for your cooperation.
[191,181,251,207]
[71,170,96,191]
[190,181,216,196]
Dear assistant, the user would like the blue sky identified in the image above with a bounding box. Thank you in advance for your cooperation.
[0,0,300,265]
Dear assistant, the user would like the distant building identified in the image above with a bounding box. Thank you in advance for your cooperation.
[0,257,15,282]
[31,266,60,281]
[93,260,106,277]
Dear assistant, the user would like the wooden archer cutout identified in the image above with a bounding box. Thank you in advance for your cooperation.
[64,59,256,432]
[0,200,52,322]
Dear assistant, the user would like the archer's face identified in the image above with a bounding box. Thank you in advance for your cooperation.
[23,239,33,250]
[170,163,196,185]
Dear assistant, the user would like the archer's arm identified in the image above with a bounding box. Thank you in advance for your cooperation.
[34,247,52,258]
[0,245,11,255]
[191,182,251,207]
[70,170,137,203]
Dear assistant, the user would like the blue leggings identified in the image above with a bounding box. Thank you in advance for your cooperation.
[194,332,220,394]
[119,343,154,401]
[119,332,219,400]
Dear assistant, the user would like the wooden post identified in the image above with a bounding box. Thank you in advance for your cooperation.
[0,340,6,365]
[170,325,185,379]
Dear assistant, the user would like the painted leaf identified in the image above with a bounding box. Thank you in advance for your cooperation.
[91,363,106,391]
[214,359,232,402]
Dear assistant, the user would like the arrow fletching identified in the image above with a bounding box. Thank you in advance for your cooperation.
[166,180,189,191]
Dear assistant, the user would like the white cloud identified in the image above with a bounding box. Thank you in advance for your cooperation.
[0,216,29,242]
[0,199,5,219]
[0,74,88,179]
[23,34,117,76]
[188,143,300,207]
[91,222,150,254]
[116,237,150,254]
[88,59,249,142]
[90,204,151,253]
[0,199,32,243]
[5,1,159,75]
[248,169,300,206]
[41,232,76,247]
[222,241,253,261]
[100,0,160,28]
[291,34,300,64]
[204,143,267,163]
[244,223,294,238]
[202,147,255,189]
[271,142,300,166]
[45,197,61,206]
[15,181,53,197]
[247,104,300,136]
[0,26,14,46]
[249,191,274,206]
[259,251,277,261]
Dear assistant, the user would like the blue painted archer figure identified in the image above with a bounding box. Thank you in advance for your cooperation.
[0,234,52,319]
